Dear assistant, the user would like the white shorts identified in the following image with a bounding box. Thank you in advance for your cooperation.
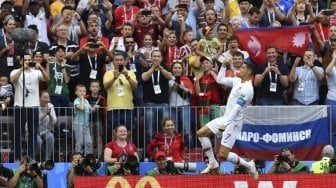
[206,117,243,149]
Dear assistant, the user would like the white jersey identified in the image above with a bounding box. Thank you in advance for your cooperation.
[215,66,254,125]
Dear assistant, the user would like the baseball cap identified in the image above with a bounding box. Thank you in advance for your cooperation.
[322,145,335,158]
[200,56,212,63]
[154,151,167,160]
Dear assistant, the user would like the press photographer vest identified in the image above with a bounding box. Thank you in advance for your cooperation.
[312,157,331,174]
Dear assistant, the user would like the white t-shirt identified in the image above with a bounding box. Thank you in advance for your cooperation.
[11,69,42,107]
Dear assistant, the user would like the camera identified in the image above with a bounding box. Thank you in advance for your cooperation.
[114,154,139,175]
[88,38,100,49]
[22,160,54,178]
[166,160,196,174]
[321,9,334,16]
[74,154,101,175]
[277,155,289,163]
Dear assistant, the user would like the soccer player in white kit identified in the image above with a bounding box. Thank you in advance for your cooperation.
[196,59,258,179]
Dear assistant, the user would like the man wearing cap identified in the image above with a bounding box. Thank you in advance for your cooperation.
[146,151,179,175]
[197,60,258,179]
[312,145,335,173]
[195,56,221,127]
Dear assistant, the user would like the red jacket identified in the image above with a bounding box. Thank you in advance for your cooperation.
[147,132,185,162]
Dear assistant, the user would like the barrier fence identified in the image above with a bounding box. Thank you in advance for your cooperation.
[0,105,334,163]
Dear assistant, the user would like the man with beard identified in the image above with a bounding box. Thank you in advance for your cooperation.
[197,8,219,39]
[79,20,110,55]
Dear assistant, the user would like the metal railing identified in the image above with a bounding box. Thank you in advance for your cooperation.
[0,105,334,163]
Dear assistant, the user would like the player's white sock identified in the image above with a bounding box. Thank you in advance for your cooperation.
[227,152,251,170]
[198,137,217,164]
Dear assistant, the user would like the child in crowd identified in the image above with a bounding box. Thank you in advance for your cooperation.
[86,80,106,158]
[179,30,194,77]
[0,76,13,110]
[73,84,93,156]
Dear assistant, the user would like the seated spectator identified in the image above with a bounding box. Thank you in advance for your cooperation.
[288,49,324,105]
[312,145,335,173]
[145,151,180,175]
[36,91,56,161]
[8,156,44,188]
[0,76,13,110]
[103,125,139,166]
[147,117,186,162]
[267,147,308,174]
[0,163,13,187]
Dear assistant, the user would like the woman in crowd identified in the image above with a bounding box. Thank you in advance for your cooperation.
[147,117,185,162]
[103,125,139,167]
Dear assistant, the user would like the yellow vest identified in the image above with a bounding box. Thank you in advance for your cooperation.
[312,157,331,174]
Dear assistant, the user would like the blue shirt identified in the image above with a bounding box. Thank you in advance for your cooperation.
[74,97,91,127]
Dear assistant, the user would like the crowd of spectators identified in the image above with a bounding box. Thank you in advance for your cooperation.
[0,0,336,172]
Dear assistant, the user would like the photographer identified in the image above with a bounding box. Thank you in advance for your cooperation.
[312,145,335,173]
[146,151,179,176]
[107,154,139,176]
[67,152,99,188]
[267,147,308,174]
[0,164,14,187]
[8,156,44,188]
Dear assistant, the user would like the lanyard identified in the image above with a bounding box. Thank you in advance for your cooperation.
[164,136,173,154]
[87,54,97,70]
[268,63,277,83]
[267,10,275,25]
[123,6,134,23]
[28,42,38,54]
[54,62,64,85]
[151,70,160,85]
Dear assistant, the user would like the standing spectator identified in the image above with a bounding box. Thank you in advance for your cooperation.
[267,147,308,174]
[48,45,71,115]
[141,50,172,146]
[133,9,161,48]
[197,8,219,40]
[0,15,16,79]
[286,1,314,26]
[254,45,289,105]
[259,0,286,27]
[217,23,229,53]
[160,30,180,70]
[23,0,49,45]
[49,24,79,101]
[241,7,261,29]
[168,61,195,146]
[109,23,138,53]
[217,35,249,64]
[147,117,185,162]
[71,38,113,90]
[103,53,138,142]
[113,0,140,36]
[73,84,93,156]
[37,91,56,161]
[51,6,87,45]
[195,56,221,127]
[103,125,138,168]
[288,49,324,105]
[10,52,49,160]
[196,0,226,28]
[87,80,106,157]
[179,30,194,77]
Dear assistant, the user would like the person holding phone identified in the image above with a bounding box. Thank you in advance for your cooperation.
[103,52,138,142]
[71,38,114,91]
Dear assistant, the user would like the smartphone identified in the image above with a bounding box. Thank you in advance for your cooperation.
[28,62,36,67]
[175,76,180,84]
[89,43,100,49]
[142,10,152,16]
[321,9,334,16]
[118,65,123,72]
